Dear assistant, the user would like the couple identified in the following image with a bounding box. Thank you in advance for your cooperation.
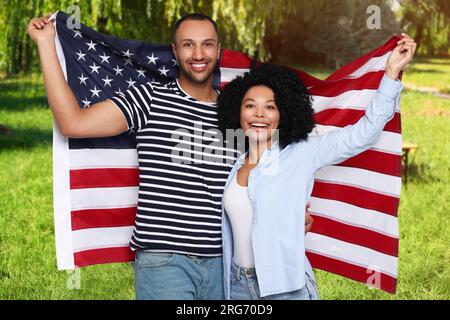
[28,12,416,300]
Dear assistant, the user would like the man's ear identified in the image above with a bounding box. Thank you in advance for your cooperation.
[171,43,177,60]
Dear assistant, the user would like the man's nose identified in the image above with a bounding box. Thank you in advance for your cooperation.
[192,45,204,60]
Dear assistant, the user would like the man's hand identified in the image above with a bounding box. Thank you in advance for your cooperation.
[386,33,417,80]
[28,14,55,45]
[305,202,314,234]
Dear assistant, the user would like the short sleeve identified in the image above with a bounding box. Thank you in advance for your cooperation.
[109,83,153,132]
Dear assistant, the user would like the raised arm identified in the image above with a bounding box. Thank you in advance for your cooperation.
[310,34,416,170]
[28,15,128,138]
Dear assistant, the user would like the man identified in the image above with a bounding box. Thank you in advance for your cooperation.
[28,12,315,300]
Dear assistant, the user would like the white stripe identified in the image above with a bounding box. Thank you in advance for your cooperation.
[135,219,221,234]
[347,51,391,79]
[71,187,138,210]
[313,125,402,155]
[311,89,400,113]
[153,91,218,115]
[147,119,217,133]
[309,197,398,237]
[72,226,133,252]
[140,128,220,142]
[151,97,218,121]
[69,149,138,169]
[140,183,223,198]
[139,143,236,161]
[137,207,222,220]
[141,169,227,182]
[53,14,75,270]
[141,151,233,168]
[139,191,222,205]
[140,175,225,190]
[136,230,221,241]
[305,233,398,277]
[139,199,222,213]
[141,135,239,153]
[220,67,249,83]
[141,159,235,175]
[132,236,222,248]
[314,166,401,197]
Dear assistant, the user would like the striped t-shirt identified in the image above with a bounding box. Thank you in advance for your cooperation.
[110,80,239,256]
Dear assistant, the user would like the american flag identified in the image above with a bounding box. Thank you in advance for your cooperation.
[52,11,401,293]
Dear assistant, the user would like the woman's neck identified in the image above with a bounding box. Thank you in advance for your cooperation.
[247,139,273,165]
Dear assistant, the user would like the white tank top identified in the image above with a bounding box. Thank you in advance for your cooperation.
[223,173,255,268]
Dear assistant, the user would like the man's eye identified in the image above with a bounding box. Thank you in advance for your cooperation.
[183,43,192,47]
[204,42,213,47]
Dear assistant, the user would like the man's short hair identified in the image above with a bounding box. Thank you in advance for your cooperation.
[173,13,220,42]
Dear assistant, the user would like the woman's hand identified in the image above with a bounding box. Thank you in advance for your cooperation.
[28,14,55,45]
[386,33,417,80]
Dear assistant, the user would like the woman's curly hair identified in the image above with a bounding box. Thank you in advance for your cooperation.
[217,64,315,149]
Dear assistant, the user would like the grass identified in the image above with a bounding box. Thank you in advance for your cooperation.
[0,59,449,299]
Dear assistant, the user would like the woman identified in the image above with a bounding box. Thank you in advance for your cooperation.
[217,35,416,300]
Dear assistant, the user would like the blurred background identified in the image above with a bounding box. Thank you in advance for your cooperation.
[0,0,449,300]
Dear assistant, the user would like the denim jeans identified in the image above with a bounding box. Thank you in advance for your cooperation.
[133,251,224,300]
[230,257,320,300]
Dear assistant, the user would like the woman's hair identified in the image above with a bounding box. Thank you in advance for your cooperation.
[217,64,315,149]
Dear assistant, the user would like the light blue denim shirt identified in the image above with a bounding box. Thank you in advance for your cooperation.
[221,74,403,299]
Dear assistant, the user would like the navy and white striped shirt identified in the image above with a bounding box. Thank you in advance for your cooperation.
[110,80,239,256]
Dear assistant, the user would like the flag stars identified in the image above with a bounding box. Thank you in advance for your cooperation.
[89,62,101,74]
[122,49,134,58]
[102,75,114,87]
[171,59,178,67]
[86,40,98,51]
[136,68,146,78]
[158,65,169,77]
[124,58,133,66]
[115,88,124,96]
[73,30,82,39]
[90,86,102,98]
[99,52,111,64]
[81,97,91,108]
[126,78,136,88]
[146,53,159,65]
[78,73,89,85]
[75,50,86,61]
[113,65,124,76]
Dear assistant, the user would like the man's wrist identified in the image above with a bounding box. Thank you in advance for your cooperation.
[36,37,55,48]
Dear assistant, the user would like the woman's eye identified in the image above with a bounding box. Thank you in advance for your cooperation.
[266,105,276,110]
[246,104,255,109]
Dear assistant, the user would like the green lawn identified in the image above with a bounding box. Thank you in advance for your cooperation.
[0,59,449,299]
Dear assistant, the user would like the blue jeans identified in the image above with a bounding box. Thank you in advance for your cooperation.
[133,251,224,300]
[230,257,320,300]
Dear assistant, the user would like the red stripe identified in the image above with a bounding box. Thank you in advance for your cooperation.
[220,49,253,69]
[325,36,400,82]
[70,168,139,189]
[310,216,398,256]
[309,71,385,97]
[312,181,399,216]
[338,149,402,177]
[71,207,137,231]
[74,247,135,267]
[306,251,397,293]
[315,109,401,134]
